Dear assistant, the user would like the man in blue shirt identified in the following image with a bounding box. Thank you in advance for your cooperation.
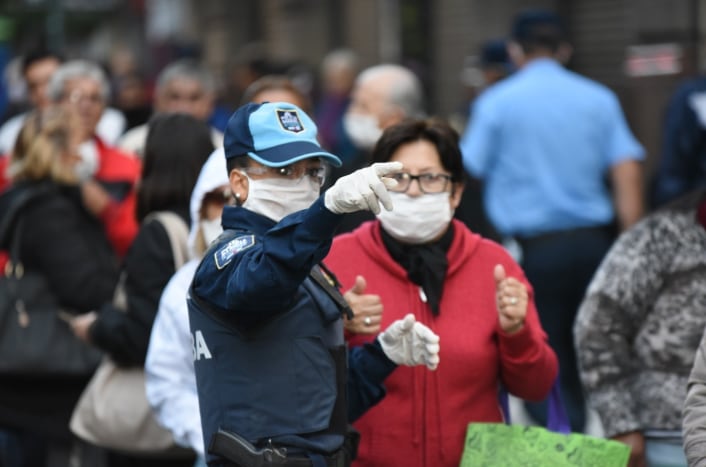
[460,9,644,433]
[188,101,440,467]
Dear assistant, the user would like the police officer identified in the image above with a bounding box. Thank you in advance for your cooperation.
[188,101,440,467]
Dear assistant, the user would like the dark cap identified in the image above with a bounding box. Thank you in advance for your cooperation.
[511,9,564,42]
[480,39,511,68]
[223,101,342,167]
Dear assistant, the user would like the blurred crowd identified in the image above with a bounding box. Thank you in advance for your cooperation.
[0,6,705,467]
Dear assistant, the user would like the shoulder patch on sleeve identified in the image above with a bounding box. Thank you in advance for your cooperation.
[214,235,256,270]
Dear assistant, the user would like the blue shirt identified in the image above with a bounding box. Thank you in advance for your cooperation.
[460,58,645,237]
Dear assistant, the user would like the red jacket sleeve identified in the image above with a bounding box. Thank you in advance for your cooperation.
[94,138,141,258]
[99,190,139,258]
[497,259,559,401]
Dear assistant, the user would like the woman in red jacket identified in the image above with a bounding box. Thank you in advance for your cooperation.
[324,118,558,467]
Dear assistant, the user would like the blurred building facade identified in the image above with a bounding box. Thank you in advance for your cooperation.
[2,0,705,182]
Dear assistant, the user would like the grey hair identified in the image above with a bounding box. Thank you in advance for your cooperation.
[156,59,215,95]
[47,60,110,102]
[321,49,359,74]
[357,64,425,118]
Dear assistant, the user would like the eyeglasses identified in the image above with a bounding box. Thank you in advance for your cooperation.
[388,172,452,194]
[240,164,327,186]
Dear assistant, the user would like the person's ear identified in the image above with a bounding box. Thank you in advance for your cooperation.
[507,41,525,67]
[229,169,249,205]
[450,182,465,210]
[556,42,574,65]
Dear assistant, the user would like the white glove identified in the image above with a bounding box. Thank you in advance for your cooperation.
[378,314,440,370]
[324,162,403,214]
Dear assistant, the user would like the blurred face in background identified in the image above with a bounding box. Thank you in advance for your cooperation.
[155,77,214,121]
[25,57,61,110]
[60,77,106,142]
[344,73,401,150]
[322,63,356,97]
[250,89,308,112]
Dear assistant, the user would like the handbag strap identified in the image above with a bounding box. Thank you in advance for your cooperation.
[112,211,189,311]
[498,377,571,434]
[145,211,190,271]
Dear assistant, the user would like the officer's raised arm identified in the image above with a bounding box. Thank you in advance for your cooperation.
[190,103,398,323]
[186,101,439,467]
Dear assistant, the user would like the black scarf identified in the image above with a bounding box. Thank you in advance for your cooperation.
[380,224,454,316]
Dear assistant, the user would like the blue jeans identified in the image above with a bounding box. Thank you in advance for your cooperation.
[519,225,614,432]
[645,438,687,467]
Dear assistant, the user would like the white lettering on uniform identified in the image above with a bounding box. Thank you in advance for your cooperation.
[191,330,212,361]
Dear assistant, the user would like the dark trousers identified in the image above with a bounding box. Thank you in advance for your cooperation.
[518,225,614,432]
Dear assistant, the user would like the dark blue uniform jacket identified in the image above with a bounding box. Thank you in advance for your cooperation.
[188,196,396,464]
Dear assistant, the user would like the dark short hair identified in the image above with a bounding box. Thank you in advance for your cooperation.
[137,113,215,221]
[511,9,565,55]
[371,118,464,185]
[226,154,250,175]
[21,48,63,76]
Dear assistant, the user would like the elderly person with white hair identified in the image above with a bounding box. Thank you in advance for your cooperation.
[0,50,127,157]
[330,63,426,234]
[48,59,142,258]
[343,63,425,151]
[118,59,223,158]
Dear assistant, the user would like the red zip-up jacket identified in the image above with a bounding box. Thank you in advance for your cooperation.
[325,220,558,467]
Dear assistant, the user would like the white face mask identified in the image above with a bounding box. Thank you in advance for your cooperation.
[377,192,454,244]
[75,140,99,181]
[241,174,320,222]
[343,113,383,150]
[200,218,223,246]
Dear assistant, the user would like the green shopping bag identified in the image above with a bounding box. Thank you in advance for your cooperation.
[460,423,630,466]
[459,382,630,466]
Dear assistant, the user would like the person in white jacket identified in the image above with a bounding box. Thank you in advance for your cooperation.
[145,148,229,465]
[145,77,321,467]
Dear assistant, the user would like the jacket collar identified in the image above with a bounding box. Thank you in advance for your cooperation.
[221,205,276,235]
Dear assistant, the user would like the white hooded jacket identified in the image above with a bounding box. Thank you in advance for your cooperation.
[145,148,228,455]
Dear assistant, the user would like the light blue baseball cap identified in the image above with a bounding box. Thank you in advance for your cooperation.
[223,101,342,167]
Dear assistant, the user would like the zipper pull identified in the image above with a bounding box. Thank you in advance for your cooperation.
[419,287,427,303]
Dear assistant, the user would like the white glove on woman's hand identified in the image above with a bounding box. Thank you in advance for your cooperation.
[378,314,440,370]
[324,162,402,214]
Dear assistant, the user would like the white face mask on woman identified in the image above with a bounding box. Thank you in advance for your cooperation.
[200,218,223,246]
[377,192,454,244]
[241,174,320,222]
[343,113,383,150]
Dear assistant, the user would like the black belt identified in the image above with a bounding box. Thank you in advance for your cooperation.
[275,449,348,467]
[211,429,352,467]
[219,449,347,467]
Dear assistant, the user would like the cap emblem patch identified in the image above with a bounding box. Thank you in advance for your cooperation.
[276,109,304,133]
